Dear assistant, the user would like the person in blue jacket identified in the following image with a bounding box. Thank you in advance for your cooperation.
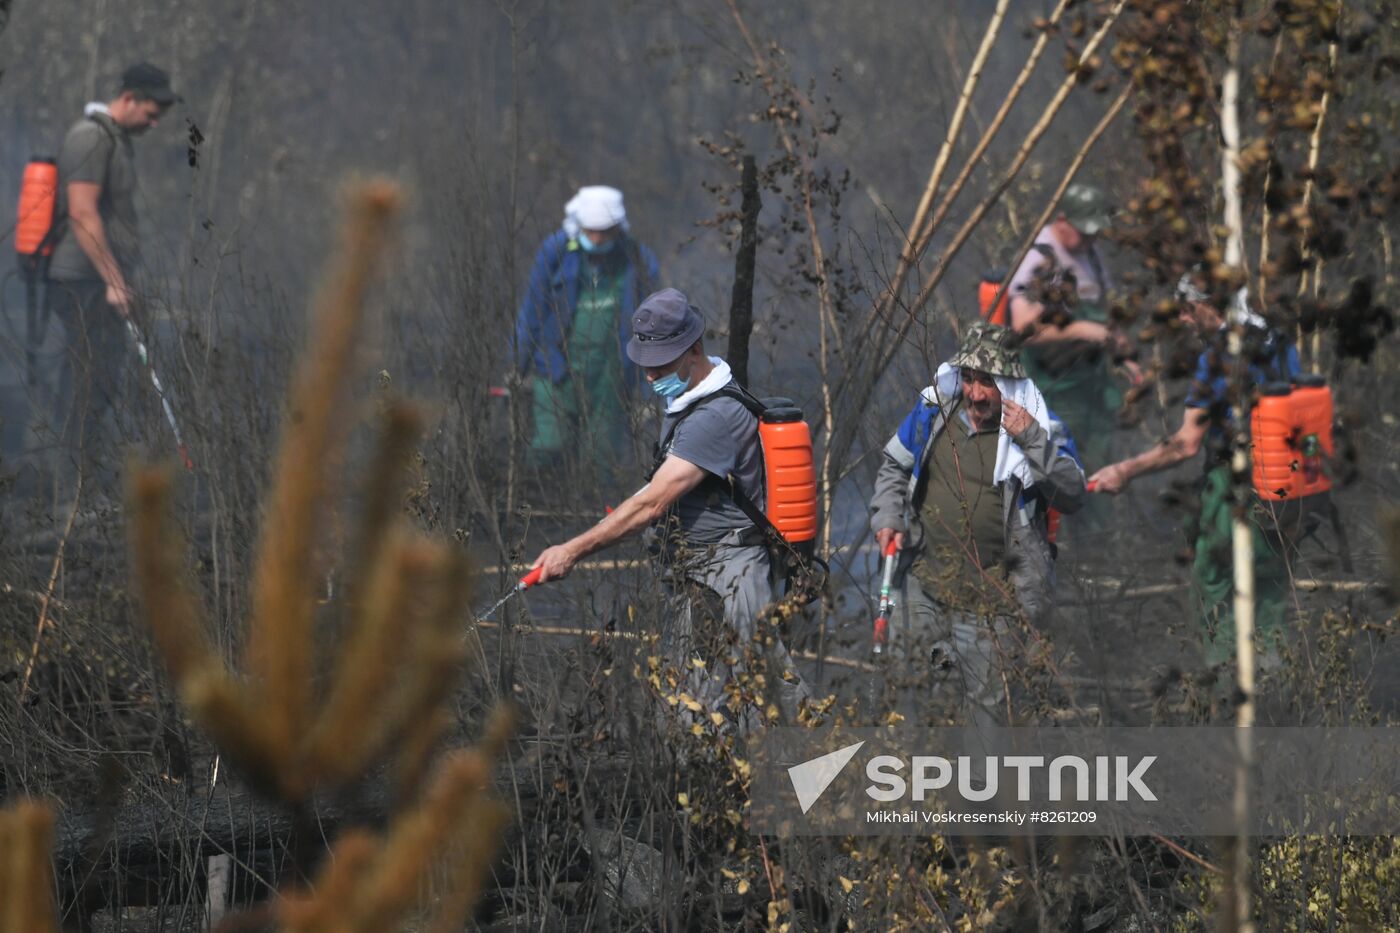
[512,186,659,473]
[1091,275,1301,667]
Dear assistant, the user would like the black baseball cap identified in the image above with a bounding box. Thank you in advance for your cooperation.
[121,62,179,106]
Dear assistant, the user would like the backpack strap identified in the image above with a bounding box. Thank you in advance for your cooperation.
[86,113,121,198]
[1029,242,1088,300]
[622,235,656,301]
[1084,242,1109,297]
[1030,243,1058,278]
[1266,326,1294,384]
[648,384,764,480]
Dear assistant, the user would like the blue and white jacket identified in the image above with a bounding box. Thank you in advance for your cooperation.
[869,393,1087,622]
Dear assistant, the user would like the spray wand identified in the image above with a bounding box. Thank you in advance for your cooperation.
[872,537,899,656]
[477,566,544,621]
[125,320,194,471]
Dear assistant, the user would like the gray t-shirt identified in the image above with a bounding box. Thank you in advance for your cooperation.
[658,382,765,545]
[49,113,140,282]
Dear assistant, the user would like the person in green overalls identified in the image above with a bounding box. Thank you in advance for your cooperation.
[512,186,659,481]
[1008,183,1139,477]
[1087,273,1299,667]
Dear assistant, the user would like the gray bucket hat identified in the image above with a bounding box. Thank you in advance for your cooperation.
[626,288,705,367]
[949,321,1026,379]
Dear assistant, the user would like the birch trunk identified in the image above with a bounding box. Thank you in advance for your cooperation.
[884,0,1011,307]
[1221,19,1255,933]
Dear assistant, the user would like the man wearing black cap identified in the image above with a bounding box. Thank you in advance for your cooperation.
[530,288,810,727]
[46,62,177,496]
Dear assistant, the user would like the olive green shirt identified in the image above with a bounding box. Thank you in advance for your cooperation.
[49,112,140,282]
[912,411,1015,614]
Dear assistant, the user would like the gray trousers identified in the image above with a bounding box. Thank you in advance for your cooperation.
[659,537,811,732]
[881,573,1014,730]
[47,278,127,497]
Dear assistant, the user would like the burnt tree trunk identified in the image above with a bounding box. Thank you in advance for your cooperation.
[727,155,760,388]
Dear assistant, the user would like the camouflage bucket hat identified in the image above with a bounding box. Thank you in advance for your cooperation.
[949,321,1026,379]
[1062,182,1111,235]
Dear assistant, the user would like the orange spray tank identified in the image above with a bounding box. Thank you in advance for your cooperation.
[756,399,818,554]
[978,267,1010,326]
[15,158,59,262]
[1251,375,1333,501]
[16,158,60,390]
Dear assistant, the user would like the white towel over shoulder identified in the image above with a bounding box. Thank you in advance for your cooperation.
[922,362,1053,489]
[667,357,733,413]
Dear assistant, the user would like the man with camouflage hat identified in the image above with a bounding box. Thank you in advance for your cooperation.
[869,322,1086,726]
[1008,183,1136,475]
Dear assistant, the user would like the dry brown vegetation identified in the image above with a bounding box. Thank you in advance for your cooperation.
[0,0,1397,930]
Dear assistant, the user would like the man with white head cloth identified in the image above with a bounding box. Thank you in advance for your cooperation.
[868,322,1087,726]
[512,185,659,477]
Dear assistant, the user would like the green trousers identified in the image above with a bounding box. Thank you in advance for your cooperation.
[1025,349,1120,538]
[527,262,630,471]
[528,369,624,469]
[1022,300,1121,472]
[1191,465,1290,666]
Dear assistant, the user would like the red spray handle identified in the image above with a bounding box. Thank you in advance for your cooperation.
[1086,480,1099,492]
[873,536,900,655]
[519,566,544,589]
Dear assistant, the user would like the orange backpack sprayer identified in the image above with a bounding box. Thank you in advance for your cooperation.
[14,157,61,388]
[1247,372,1350,567]
[1251,375,1333,500]
[755,397,819,557]
[16,158,59,267]
[978,267,1011,326]
[16,114,118,271]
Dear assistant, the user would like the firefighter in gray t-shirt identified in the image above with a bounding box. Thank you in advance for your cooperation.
[47,62,176,497]
[530,288,810,728]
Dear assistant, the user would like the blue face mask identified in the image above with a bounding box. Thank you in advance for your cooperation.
[578,230,617,255]
[650,371,690,399]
